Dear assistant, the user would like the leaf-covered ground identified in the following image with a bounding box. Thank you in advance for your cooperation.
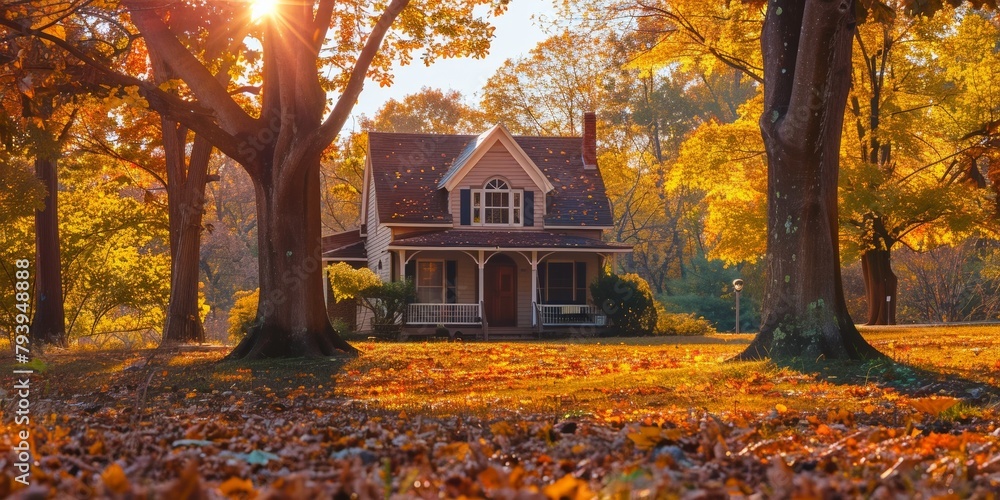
[2,325,1000,498]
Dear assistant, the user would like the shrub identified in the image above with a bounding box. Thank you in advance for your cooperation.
[655,303,715,336]
[590,272,657,336]
[227,288,259,343]
[327,262,381,303]
[358,279,416,338]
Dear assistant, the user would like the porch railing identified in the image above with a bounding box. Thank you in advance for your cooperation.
[538,304,606,326]
[406,303,482,325]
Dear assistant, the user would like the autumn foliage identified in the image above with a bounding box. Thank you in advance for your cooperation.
[2,326,1000,497]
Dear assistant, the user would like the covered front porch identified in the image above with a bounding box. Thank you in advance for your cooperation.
[386,230,631,339]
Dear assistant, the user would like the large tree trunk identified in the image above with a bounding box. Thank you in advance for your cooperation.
[226,154,356,359]
[31,155,67,347]
[160,120,211,344]
[737,0,880,361]
[861,248,897,325]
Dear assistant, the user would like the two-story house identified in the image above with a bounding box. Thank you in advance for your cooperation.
[323,112,631,338]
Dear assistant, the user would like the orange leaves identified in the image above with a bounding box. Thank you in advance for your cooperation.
[100,464,129,494]
[218,477,255,497]
[908,397,961,416]
[543,474,594,500]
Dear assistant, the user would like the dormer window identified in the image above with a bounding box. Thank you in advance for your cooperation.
[472,178,523,226]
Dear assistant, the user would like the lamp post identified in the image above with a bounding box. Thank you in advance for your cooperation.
[732,279,744,334]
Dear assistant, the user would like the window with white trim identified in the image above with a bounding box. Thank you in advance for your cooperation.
[416,260,445,303]
[472,178,522,226]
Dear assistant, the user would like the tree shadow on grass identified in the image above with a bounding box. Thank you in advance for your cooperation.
[774,355,1000,413]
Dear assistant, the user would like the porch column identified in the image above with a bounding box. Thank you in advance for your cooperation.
[322,260,330,306]
[530,251,538,326]
[397,250,406,282]
[477,250,485,304]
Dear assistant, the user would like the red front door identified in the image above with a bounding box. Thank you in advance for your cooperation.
[485,258,517,327]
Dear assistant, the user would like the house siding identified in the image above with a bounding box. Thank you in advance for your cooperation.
[366,169,392,282]
[449,142,545,230]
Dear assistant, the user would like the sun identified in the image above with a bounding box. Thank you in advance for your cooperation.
[250,0,279,21]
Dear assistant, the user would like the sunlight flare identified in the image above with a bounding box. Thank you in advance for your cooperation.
[250,0,278,21]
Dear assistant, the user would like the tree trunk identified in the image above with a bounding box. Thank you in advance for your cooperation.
[736,0,880,361]
[226,155,356,359]
[31,155,67,347]
[160,120,210,344]
[861,248,897,325]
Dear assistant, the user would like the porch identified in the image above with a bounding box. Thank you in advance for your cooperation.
[382,230,630,339]
[403,302,607,340]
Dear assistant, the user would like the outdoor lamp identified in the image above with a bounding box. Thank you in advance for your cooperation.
[732,279,744,334]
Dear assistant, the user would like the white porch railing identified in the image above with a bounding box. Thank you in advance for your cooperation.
[407,303,482,325]
[538,304,606,326]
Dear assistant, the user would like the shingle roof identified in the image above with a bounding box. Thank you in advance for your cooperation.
[321,230,366,260]
[388,230,632,250]
[367,131,614,227]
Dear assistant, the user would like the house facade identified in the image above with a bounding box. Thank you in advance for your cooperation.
[323,112,631,338]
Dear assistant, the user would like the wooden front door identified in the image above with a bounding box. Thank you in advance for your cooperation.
[485,257,517,327]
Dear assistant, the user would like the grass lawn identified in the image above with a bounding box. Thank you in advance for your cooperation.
[2,325,999,497]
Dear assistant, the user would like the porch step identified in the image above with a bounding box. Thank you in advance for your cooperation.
[480,327,539,341]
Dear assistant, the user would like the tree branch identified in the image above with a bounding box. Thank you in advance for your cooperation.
[307,0,411,160]
[777,0,853,152]
[125,2,255,136]
[0,15,249,165]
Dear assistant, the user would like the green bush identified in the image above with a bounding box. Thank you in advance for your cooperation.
[590,272,657,336]
[227,288,259,343]
[358,279,416,338]
[655,303,715,336]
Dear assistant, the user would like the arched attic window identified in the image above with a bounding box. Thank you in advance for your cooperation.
[472,178,522,226]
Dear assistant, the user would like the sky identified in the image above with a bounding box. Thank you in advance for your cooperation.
[346,1,558,130]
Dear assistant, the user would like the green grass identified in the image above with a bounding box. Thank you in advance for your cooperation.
[12,325,998,422]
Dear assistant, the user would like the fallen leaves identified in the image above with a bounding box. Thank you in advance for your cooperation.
[2,331,1000,498]
[909,396,962,416]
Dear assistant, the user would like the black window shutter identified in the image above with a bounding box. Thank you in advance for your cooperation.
[575,262,587,304]
[405,260,416,282]
[460,189,471,225]
[445,260,457,304]
[523,191,534,226]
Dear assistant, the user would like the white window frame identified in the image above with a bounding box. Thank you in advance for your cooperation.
[415,260,446,303]
[471,178,523,227]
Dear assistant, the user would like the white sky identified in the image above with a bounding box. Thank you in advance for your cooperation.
[346,1,557,130]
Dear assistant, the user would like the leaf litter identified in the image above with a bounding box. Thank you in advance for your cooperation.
[1,331,999,498]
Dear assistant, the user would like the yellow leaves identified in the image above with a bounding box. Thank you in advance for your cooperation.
[490,421,516,437]
[104,86,149,110]
[775,403,789,414]
[627,425,682,450]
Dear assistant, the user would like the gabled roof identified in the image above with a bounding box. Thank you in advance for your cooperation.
[437,124,555,193]
[321,230,366,261]
[366,131,614,227]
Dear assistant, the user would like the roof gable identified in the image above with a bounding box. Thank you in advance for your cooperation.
[438,124,555,193]
[365,131,614,227]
